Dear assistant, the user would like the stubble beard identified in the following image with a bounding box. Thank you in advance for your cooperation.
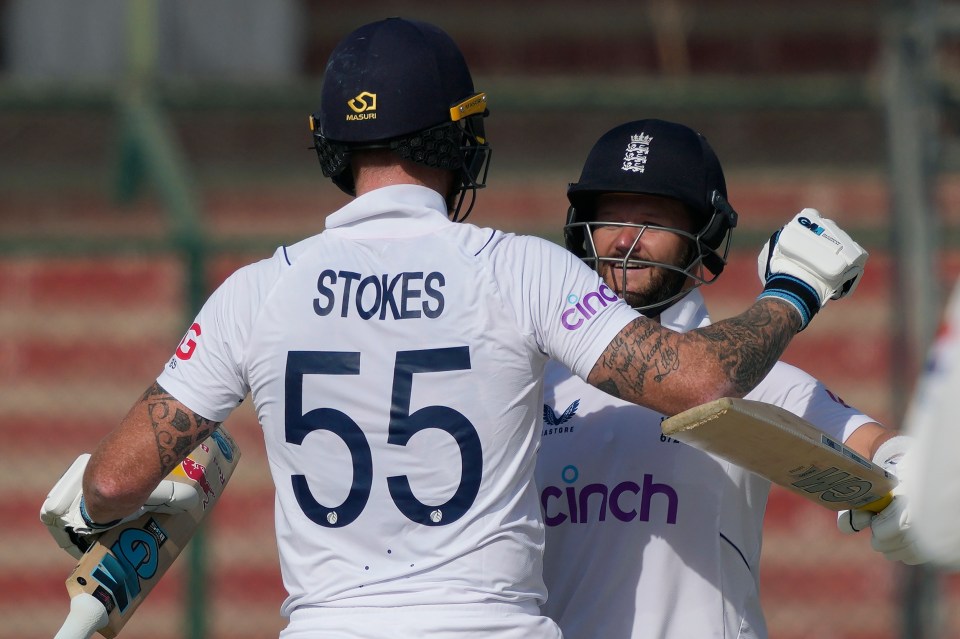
[606,243,696,311]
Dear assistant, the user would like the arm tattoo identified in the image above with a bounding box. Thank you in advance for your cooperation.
[141,382,220,475]
[694,301,795,395]
[594,299,797,402]
[595,319,681,400]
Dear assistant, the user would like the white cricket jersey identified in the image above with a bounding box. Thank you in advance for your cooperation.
[536,289,874,639]
[905,278,960,568]
[157,184,638,637]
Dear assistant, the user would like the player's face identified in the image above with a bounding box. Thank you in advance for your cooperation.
[589,193,697,312]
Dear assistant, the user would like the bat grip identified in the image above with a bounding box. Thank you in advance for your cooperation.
[54,593,109,639]
[858,492,894,514]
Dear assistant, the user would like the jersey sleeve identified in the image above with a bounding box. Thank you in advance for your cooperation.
[746,361,876,443]
[157,249,285,422]
[489,235,639,381]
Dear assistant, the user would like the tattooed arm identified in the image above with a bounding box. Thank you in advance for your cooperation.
[81,382,220,523]
[588,297,801,416]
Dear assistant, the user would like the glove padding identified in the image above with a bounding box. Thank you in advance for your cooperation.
[40,453,199,559]
[836,436,927,565]
[757,208,868,330]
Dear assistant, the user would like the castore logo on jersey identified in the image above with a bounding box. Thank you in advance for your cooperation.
[544,400,579,426]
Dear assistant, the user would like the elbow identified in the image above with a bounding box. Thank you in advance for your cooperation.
[694,362,761,405]
[82,467,142,522]
[670,370,741,414]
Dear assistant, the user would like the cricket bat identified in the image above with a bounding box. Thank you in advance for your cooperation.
[661,397,895,512]
[53,427,241,639]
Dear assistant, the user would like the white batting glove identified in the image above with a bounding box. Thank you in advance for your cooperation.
[40,454,199,559]
[836,436,927,565]
[757,209,868,330]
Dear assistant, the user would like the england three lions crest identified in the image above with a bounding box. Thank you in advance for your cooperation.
[622,133,652,173]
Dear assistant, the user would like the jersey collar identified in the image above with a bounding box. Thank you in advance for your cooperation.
[324,184,452,238]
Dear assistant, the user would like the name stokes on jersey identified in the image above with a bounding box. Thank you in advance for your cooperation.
[314,269,445,320]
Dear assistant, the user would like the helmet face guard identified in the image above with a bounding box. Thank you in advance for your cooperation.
[564,190,737,317]
[564,119,738,316]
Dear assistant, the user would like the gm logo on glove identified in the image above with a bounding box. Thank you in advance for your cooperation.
[798,216,841,247]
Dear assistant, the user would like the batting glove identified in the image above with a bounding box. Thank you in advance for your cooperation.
[836,436,927,565]
[40,454,199,559]
[757,209,868,330]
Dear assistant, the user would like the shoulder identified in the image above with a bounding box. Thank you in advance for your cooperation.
[208,245,299,310]
[450,225,556,256]
[471,230,585,279]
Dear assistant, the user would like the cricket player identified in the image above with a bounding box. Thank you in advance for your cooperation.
[41,20,868,638]
[902,277,960,568]
[536,118,923,639]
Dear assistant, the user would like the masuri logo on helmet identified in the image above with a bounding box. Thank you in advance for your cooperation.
[346,92,377,119]
[309,17,491,221]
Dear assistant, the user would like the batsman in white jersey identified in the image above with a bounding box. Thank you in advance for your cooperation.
[536,119,927,639]
[40,22,872,638]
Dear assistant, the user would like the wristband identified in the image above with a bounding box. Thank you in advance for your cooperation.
[758,273,821,331]
[79,496,122,530]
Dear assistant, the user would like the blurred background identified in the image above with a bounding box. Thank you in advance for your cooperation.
[3,0,960,637]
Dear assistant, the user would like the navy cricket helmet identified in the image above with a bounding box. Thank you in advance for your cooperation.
[309,17,491,221]
[564,119,738,315]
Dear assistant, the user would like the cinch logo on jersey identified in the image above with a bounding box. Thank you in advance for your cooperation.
[90,518,168,616]
[314,269,445,320]
[346,91,377,120]
[561,284,619,330]
[540,464,679,526]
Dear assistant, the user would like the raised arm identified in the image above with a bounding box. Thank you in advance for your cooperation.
[589,297,798,415]
[589,209,867,415]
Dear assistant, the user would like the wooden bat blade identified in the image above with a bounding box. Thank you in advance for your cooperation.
[58,427,241,639]
[661,397,895,512]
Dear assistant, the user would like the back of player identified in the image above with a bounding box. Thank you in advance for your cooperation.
[158,184,637,638]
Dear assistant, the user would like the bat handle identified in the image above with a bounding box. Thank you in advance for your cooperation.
[54,593,109,639]
[858,492,894,514]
